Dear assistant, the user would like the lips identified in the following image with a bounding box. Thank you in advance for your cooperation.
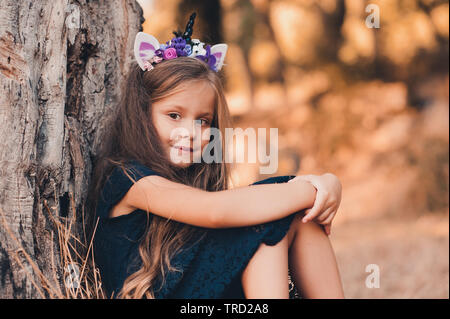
[173,145,193,152]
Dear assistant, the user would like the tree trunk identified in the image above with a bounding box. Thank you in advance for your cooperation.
[0,0,143,298]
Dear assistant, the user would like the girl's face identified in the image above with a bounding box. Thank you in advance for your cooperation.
[151,80,215,168]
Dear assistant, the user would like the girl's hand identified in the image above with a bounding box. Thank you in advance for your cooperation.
[288,173,342,235]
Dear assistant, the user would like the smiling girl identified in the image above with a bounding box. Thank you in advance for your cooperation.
[86,15,344,299]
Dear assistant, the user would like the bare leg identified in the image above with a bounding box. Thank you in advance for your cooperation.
[241,212,344,299]
[241,234,289,299]
[241,176,344,298]
[287,214,345,298]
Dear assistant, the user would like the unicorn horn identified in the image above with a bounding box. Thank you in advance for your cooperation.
[182,12,197,45]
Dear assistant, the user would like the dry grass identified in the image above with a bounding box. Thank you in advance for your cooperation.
[0,193,106,299]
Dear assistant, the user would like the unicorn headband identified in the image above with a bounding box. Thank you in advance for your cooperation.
[134,13,228,72]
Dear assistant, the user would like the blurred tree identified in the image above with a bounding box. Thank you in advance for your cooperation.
[177,0,223,44]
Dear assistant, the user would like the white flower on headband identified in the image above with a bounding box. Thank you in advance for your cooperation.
[189,39,207,57]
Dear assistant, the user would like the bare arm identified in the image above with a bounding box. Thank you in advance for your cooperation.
[211,181,316,228]
[122,175,316,229]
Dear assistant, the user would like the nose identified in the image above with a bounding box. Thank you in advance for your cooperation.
[173,119,201,143]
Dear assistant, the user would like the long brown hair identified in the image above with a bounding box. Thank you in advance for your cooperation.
[86,57,233,298]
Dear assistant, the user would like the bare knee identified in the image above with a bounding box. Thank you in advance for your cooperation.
[288,211,328,249]
[243,234,289,276]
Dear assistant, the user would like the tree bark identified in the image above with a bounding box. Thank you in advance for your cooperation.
[0,0,143,298]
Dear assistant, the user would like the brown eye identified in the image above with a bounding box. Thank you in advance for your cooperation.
[196,119,209,126]
[168,113,180,120]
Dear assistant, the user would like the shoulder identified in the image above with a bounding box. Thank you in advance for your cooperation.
[106,160,163,189]
[96,160,162,219]
[114,160,160,180]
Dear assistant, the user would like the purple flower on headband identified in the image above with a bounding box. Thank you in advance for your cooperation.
[176,48,188,57]
[171,37,186,48]
[195,45,217,71]
[183,44,192,56]
[169,37,188,57]
[163,48,178,60]
[155,48,164,58]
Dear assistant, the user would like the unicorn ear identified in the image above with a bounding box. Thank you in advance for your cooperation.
[210,44,228,71]
[134,32,160,71]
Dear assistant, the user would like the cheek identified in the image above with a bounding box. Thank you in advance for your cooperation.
[200,128,212,147]
[151,114,161,135]
[153,116,172,142]
[200,140,209,151]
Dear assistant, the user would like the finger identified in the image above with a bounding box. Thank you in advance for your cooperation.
[312,201,333,224]
[297,208,310,220]
[314,204,335,223]
[322,210,337,225]
[316,199,338,221]
[303,201,326,223]
[324,224,331,236]
[302,191,327,223]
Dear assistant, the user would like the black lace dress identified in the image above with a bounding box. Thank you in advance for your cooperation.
[93,159,302,298]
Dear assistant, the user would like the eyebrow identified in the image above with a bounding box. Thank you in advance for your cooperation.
[162,104,213,117]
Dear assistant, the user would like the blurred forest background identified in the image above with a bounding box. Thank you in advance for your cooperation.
[138,0,449,298]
